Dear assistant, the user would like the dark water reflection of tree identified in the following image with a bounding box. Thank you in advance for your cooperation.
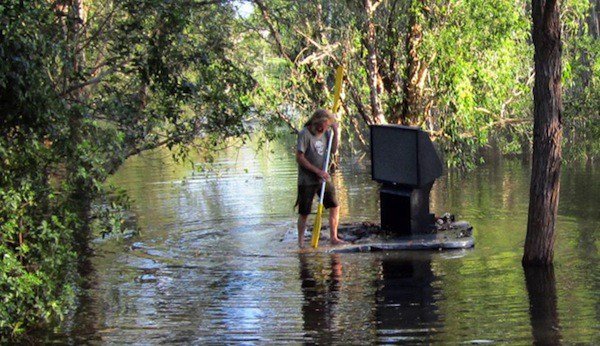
[524,265,562,345]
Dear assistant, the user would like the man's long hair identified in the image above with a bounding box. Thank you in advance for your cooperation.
[304,109,335,128]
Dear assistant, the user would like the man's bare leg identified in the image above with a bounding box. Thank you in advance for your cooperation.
[329,206,344,245]
[297,214,309,248]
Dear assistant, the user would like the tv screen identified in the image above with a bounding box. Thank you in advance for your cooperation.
[370,125,442,186]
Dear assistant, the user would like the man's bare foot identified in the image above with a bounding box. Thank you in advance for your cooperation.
[330,238,346,246]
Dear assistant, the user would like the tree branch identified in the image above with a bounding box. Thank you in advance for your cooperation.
[253,0,291,62]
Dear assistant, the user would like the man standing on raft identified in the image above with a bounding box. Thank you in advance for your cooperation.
[296,109,345,248]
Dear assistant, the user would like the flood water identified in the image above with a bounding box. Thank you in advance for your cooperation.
[48,137,598,344]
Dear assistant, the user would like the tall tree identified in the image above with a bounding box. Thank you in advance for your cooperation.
[363,0,386,124]
[523,0,563,266]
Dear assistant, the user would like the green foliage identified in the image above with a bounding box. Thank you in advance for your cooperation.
[0,137,77,337]
[240,0,599,168]
[563,37,600,162]
[0,0,256,338]
[236,1,353,128]
[421,0,533,168]
[0,2,75,336]
[562,0,600,162]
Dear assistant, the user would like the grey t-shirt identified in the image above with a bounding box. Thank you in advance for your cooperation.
[297,127,333,186]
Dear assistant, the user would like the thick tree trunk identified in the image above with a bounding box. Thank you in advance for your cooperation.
[363,0,386,125]
[523,0,563,266]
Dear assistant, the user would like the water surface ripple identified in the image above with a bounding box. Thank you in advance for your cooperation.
[47,140,599,344]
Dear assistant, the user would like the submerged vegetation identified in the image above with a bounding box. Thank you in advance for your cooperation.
[0,0,598,338]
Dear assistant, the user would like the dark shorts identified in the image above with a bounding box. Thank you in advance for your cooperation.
[296,183,339,215]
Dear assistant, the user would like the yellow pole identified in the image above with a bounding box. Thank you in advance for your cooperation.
[311,66,344,248]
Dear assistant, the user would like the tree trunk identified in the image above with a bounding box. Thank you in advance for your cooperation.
[63,0,94,258]
[400,1,428,125]
[363,0,386,125]
[523,0,563,266]
[380,0,404,123]
[578,0,599,89]
[580,0,600,89]
[588,0,599,38]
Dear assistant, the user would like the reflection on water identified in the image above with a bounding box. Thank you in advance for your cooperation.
[43,138,599,344]
[375,255,439,343]
[299,253,342,344]
[524,265,561,345]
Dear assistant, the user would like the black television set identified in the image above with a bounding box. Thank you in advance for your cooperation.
[370,125,443,235]
[370,125,443,187]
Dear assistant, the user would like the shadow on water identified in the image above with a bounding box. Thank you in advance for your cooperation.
[524,265,562,345]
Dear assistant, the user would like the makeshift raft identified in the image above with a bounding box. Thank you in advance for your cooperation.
[313,218,474,253]
[305,125,476,253]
